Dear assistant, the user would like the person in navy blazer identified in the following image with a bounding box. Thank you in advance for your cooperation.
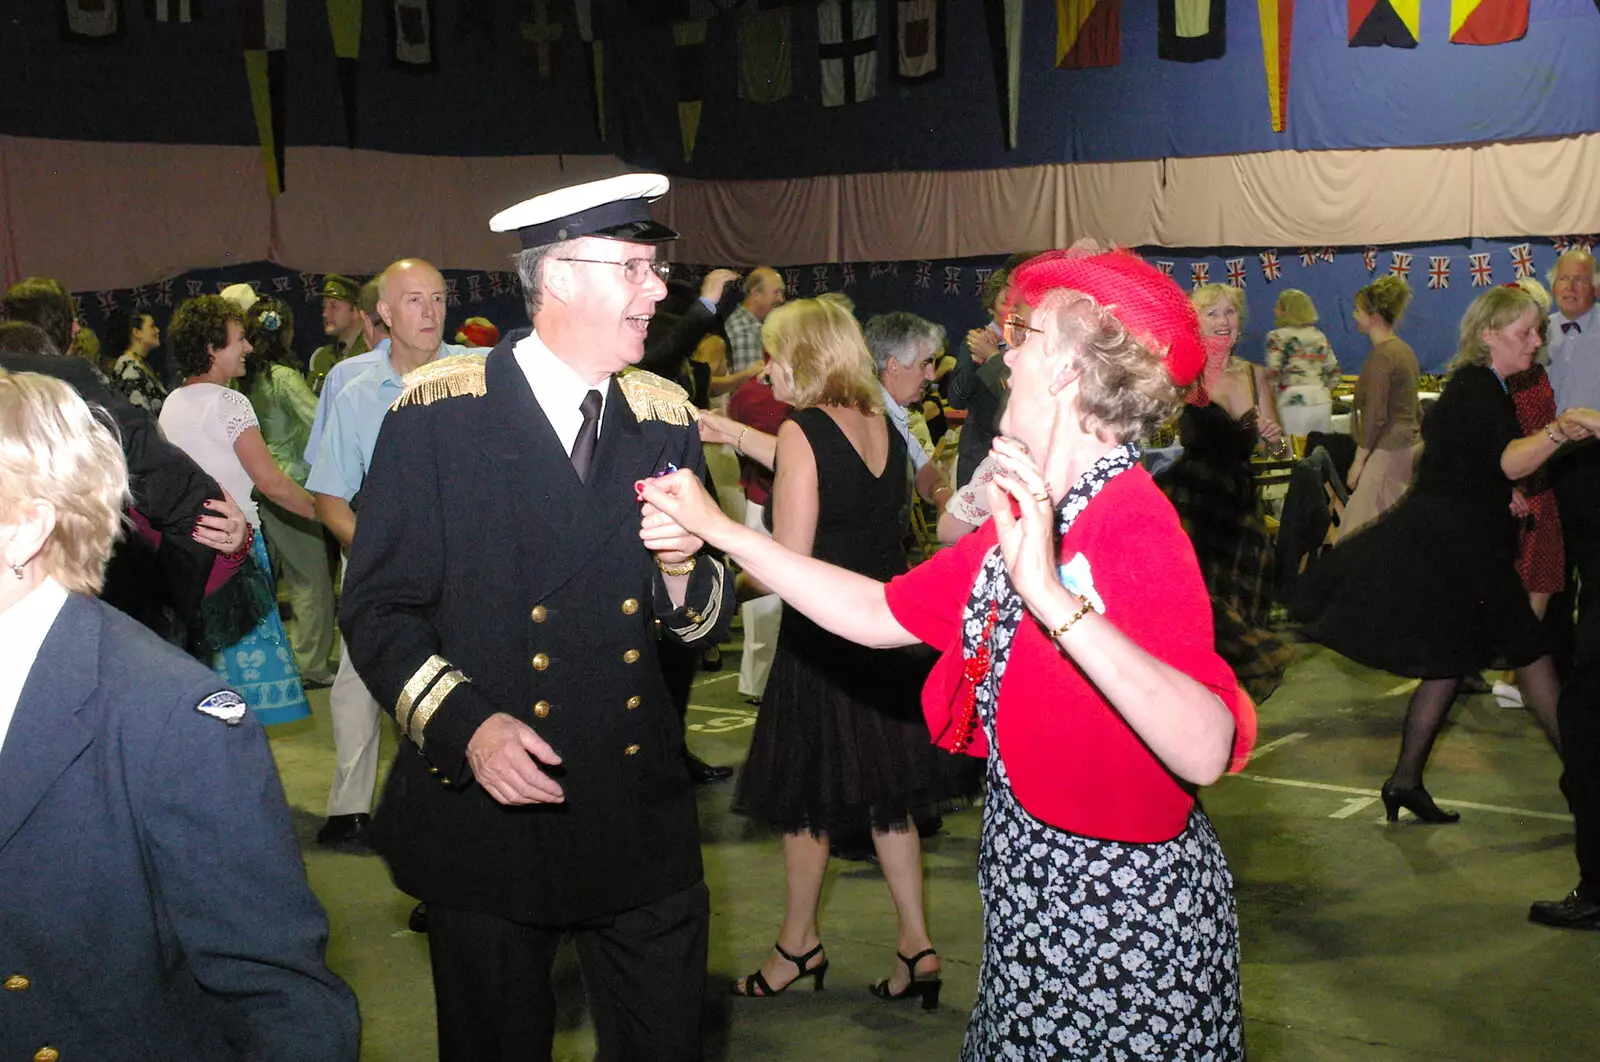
[0,370,358,1061]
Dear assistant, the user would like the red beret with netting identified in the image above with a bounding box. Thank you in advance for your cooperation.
[1007,250,1205,387]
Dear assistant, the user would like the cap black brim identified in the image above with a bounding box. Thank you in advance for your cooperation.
[590,219,679,244]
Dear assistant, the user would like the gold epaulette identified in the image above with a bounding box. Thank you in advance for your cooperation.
[618,368,698,426]
[391,354,488,410]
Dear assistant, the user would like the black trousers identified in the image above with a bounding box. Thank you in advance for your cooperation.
[1554,449,1600,894]
[427,881,710,1062]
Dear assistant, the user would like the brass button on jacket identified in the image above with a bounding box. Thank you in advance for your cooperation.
[622,649,641,664]
[534,700,552,718]
[625,696,642,710]
[621,598,640,615]
[530,605,548,623]
[624,743,642,756]
[33,1048,60,1062]
[531,652,550,671]
[3,974,29,991]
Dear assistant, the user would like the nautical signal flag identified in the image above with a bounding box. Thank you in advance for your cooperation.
[1349,1,1420,48]
[1057,0,1120,70]
[1449,1,1527,46]
[1258,1,1293,133]
[1159,0,1225,63]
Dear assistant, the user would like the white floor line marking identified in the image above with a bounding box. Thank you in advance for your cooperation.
[687,703,756,717]
[1329,796,1378,819]
[1248,732,1310,760]
[1381,679,1420,697]
[692,672,740,687]
[1230,772,1573,822]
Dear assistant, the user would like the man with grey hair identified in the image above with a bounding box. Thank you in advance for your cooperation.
[1531,247,1600,931]
[865,311,955,508]
[724,266,786,376]
[340,173,733,1060]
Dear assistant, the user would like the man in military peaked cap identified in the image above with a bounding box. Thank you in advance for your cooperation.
[340,172,734,1062]
[306,273,367,394]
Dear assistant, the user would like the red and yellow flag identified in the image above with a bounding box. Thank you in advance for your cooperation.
[1056,0,1120,70]
[1449,0,1527,45]
[1259,1,1294,133]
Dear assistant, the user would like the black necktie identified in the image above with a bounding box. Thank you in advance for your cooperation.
[1562,321,1582,335]
[570,389,603,483]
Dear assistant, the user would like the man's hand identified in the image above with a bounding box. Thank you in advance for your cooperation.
[967,327,1000,366]
[700,268,741,303]
[192,492,249,554]
[466,712,565,805]
[639,501,705,565]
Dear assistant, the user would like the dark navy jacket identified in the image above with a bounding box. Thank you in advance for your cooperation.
[0,594,359,1060]
[341,338,733,925]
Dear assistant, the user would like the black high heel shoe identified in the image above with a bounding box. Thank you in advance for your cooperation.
[731,941,828,997]
[1381,779,1461,824]
[869,948,942,1011]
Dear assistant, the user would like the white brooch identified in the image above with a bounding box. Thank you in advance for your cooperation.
[195,690,247,726]
[1057,553,1105,615]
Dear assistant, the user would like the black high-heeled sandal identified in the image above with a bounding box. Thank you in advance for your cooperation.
[730,941,828,997]
[869,948,942,1011]
[1381,779,1461,824]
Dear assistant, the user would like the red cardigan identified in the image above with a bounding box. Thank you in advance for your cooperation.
[884,466,1256,843]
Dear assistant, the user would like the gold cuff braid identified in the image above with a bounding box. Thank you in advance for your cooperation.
[410,670,466,751]
[397,655,450,735]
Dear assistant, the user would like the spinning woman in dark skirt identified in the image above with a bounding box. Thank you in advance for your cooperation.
[1293,286,1597,822]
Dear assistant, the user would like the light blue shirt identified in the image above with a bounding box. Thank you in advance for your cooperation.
[305,342,479,502]
[1548,304,1600,412]
[304,340,385,466]
[879,383,930,472]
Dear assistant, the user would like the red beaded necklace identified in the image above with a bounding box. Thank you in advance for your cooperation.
[952,599,1000,753]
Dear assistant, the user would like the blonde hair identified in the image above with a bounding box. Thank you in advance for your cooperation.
[1032,288,1180,444]
[1191,283,1246,326]
[760,298,882,415]
[1546,248,1599,290]
[1512,277,1553,313]
[1451,286,1543,375]
[0,371,129,594]
[1356,275,1411,325]
[1274,289,1319,328]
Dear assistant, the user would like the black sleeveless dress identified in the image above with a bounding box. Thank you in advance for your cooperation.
[1157,397,1291,703]
[732,407,949,836]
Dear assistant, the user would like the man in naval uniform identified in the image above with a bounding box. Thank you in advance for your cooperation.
[339,173,733,1062]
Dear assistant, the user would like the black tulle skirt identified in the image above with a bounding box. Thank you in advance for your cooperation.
[733,613,960,836]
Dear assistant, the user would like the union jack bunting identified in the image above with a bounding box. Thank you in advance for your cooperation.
[488,272,506,296]
[187,280,205,296]
[1190,262,1210,287]
[1573,235,1596,252]
[130,285,151,309]
[1389,252,1412,280]
[870,262,891,278]
[1427,256,1450,290]
[914,261,933,289]
[155,280,174,306]
[97,291,119,314]
[466,274,483,302]
[272,276,291,293]
[840,263,856,287]
[300,273,321,297]
[1509,242,1535,280]
[1468,253,1493,286]
[974,267,993,289]
[1155,261,1175,277]
[71,295,85,317]
[1225,258,1247,289]
[784,268,801,295]
[812,265,832,293]
[1363,247,1379,273]
[445,278,460,306]
[1299,248,1317,268]
[1258,250,1282,281]
[943,266,962,295]
[1553,236,1571,254]
[1318,247,1336,263]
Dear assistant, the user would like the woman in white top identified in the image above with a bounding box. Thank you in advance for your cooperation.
[159,295,315,726]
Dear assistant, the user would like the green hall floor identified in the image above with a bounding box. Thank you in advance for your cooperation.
[268,639,1598,1061]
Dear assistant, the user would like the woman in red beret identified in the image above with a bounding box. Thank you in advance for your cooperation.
[641,250,1253,1059]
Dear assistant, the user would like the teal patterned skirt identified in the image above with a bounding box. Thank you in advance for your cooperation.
[208,534,311,726]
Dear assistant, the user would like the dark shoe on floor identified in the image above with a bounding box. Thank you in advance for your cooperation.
[408,902,430,934]
[1529,890,1600,930]
[701,646,724,672]
[1380,779,1460,824]
[316,813,370,846]
[685,752,733,785]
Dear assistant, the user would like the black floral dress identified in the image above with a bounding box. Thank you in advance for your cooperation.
[112,352,168,415]
[962,444,1245,1061]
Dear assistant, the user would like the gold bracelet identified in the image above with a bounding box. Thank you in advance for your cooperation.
[657,556,697,578]
[735,425,749,455]
[1546,422,1564,445]
[1043,599,1094,640]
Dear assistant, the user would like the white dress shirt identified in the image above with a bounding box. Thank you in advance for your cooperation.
[513,330,611,456]
[1548,304,1600,412]
[0,577,71,760]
